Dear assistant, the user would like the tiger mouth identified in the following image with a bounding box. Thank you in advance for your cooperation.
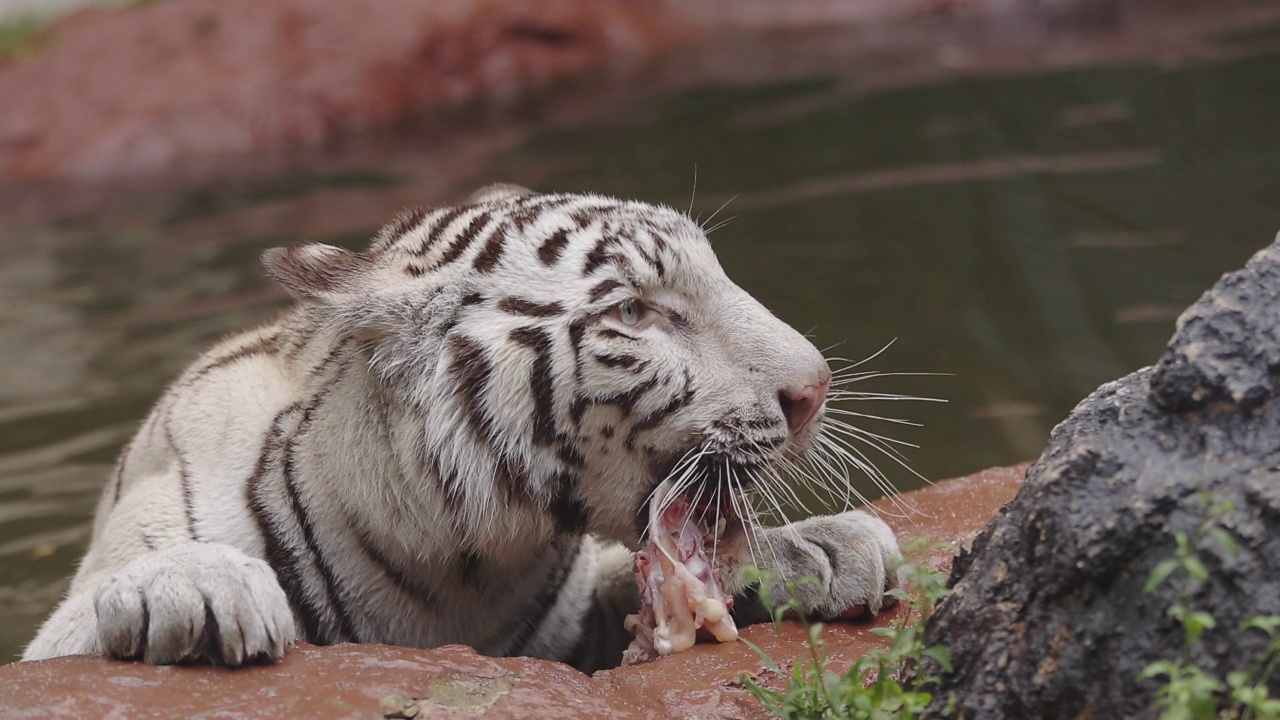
[637,476,746,557]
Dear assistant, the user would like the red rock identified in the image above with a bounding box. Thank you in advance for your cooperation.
[0,463,1027,720]
[0,0,694,181]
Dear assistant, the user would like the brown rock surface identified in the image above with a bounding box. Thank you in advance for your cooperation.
[0,463,1026,720]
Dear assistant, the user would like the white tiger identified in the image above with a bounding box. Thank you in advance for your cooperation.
[24,184,903,672]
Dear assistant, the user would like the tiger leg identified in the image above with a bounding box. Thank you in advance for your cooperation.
[25,542,297,665]
[563,541,640,673]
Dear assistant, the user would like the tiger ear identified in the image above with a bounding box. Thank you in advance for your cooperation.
[466,183,533,204]
[262,244,372,301]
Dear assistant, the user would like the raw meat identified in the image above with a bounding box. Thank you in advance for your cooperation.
[621,481,738,665]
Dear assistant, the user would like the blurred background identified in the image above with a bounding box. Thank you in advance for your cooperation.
[1,0,1278,661]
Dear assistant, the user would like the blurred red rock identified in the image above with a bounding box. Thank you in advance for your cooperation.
[0,0,1270,184]
[0,0,692,181]
[0,463,1027,720]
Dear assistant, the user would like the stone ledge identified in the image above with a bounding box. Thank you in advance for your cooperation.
[0,464,1026,720]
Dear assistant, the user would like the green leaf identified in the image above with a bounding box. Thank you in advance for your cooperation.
[922,646,954,673]
[1227,670,1252,689]
[1207,527,1238,557]
[1243,616,1280,637]
[1145,559,1181,593]
[1174,532,1190,556]
[1140,660,1177,680]
[1182,557,1208,583]
[740,637,781,673]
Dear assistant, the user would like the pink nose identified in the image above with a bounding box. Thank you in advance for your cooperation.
[778,372,831,435]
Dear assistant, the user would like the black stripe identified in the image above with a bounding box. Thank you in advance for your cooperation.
[538,229,570,265]
[188,333,280,382]
[108,436,135,507]
[280,386,361,642]
[461,292,484,306]
[548,473,590,535]
[598,328,636,341]
[436,211,491,266]
[498,297,565,317]
[567,319,587,384]
[632,234,667,280]
[509,326,558,446]
[411,207,467,257]
[455,550,485,590]
[429,455,468,516]
[593,353,640,369]
[509,537,584,655]
[282,317,322,361]
[405,264,426,277]
[351,522,438,607]
[449,335,499,443]
[556,442,584,468]
[383,207,427,245]
[472,223,508,273]
[568,209,596,230]
[246,404,330,643]
[494,456,539,507]
[588,279,623,303]
[625,374,695,449]
[596,375,659,417]
[582,236,620,276]
[570,396,589,427]
[165,422,200,541]
[511,196,576,232]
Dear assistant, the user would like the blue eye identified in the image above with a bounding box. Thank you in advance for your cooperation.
[619,300,641,326]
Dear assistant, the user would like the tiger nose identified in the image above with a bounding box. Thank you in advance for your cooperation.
[778,371,831,435]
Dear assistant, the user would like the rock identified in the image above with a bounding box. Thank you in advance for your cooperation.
[0,464,1025,720]
[923,237,1280,718]
[0,0,1251,184]
[0,0,694,181]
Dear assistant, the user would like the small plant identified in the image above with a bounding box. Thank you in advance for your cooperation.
[740,542,953,720]
[1140,492,1280,720]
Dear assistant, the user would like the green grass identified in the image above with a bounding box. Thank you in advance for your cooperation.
[1140,492,1280,720]
[740,543,953,719]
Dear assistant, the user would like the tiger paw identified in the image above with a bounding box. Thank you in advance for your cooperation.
[740,510,903,622]
[93,542,297,665]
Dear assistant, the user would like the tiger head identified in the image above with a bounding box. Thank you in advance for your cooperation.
[263,185,831,547]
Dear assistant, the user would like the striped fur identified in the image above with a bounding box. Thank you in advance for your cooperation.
[25,185,903,671]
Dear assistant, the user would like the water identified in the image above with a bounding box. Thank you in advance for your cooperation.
[2,15,1279,662]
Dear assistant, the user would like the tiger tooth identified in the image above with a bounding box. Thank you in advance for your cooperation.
[715,517,726,538]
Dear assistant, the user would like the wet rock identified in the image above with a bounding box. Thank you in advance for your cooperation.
[924,237,1280,718]
[0,464,1025,720]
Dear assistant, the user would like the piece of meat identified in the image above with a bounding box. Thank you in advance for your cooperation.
[621,481,738,665]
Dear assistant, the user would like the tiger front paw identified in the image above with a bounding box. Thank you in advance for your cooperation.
[743,510,903,622]
[94,542,297,665]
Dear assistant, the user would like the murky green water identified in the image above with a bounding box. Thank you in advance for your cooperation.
[2,22,1278,661]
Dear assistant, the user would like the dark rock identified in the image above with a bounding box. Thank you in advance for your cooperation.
[923,239,1280,718]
